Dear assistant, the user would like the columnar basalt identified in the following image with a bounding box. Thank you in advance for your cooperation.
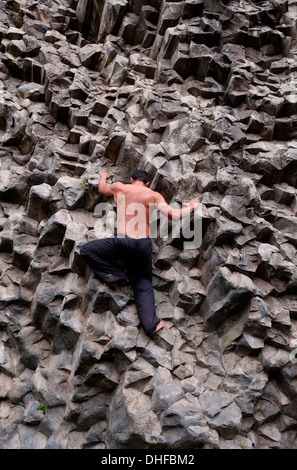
[1,0,297,449]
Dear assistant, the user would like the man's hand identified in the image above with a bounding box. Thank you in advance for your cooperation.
[98,172,124,196]
[100,172,110,179]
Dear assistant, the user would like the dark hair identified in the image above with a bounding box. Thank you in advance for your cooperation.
[131,169,149,183]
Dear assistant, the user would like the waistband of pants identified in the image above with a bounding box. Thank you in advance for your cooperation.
[116,234,150,240]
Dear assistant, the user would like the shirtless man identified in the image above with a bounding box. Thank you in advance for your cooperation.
[80,169,198,336]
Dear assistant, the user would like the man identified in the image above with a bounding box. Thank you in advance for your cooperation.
[80,169,198,336]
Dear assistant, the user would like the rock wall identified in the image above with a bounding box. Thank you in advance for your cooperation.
[1,0,297,449]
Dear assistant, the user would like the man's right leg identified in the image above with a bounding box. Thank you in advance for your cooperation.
[132,277,163,335]
[80,238,127,286]
[120,237,163,336]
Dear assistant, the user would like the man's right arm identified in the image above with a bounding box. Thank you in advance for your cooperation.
[154,192,199,220]
[98,172,124,196]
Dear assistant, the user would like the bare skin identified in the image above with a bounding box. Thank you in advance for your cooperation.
[98,172,199,237]
[98,172,199,334]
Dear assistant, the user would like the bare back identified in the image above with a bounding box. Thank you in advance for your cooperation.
[114,183,158,238]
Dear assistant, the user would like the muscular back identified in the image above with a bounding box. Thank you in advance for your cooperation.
[113,183,159,238]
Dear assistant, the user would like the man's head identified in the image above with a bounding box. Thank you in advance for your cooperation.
[131,169,149,186]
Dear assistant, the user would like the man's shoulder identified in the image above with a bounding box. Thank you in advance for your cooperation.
[144,187,162,201]
[149,189,164,201]
[111,181,126,191]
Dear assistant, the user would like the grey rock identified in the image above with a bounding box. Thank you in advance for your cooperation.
[106,381,162,449]
[62,221,87,257]
[152,381,184,413]
[23,400,44,424]
[38,209,72,246]
[199,391,242,439]
[200,267,255,326]
[161,395,209,448]
[26,183,52,221]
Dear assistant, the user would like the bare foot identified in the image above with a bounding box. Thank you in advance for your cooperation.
[151,321,165,335]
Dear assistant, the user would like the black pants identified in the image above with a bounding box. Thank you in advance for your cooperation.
[80,236,160,336]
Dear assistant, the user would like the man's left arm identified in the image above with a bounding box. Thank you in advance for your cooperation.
[155,192,199,220]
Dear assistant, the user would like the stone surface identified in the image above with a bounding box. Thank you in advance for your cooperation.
[1,0,297,450]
